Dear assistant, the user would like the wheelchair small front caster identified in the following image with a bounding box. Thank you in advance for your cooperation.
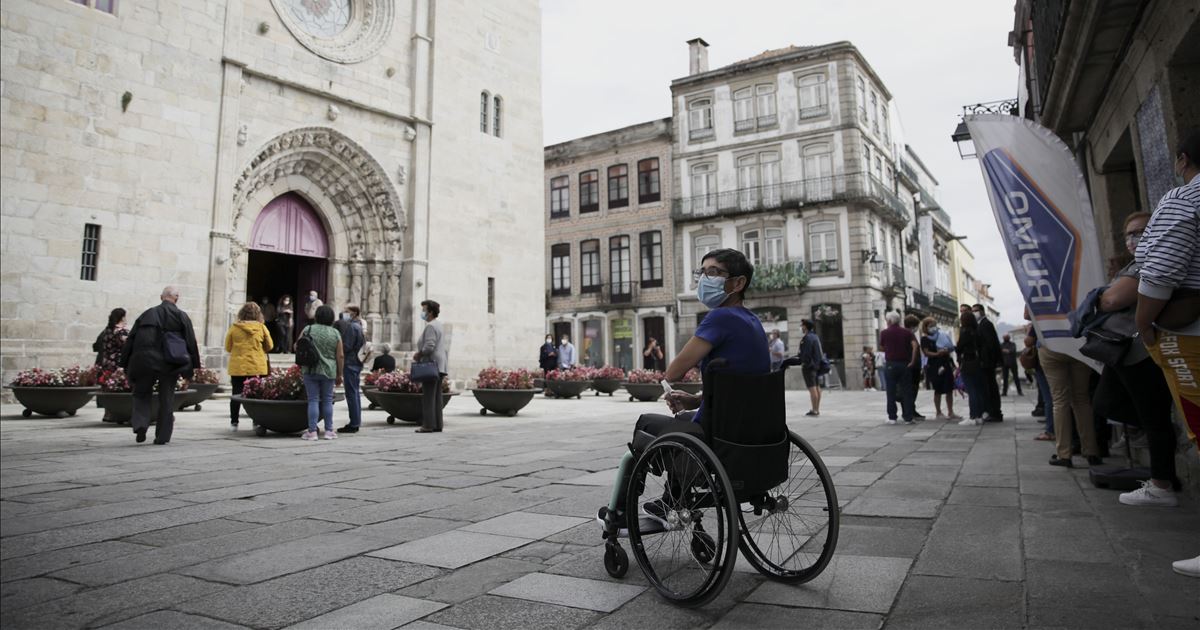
[254,424,268,436]
[479,408,487,415]
[387,416,395,424]
[604,542,629,578]
[22,408,33,418]
[691,531,716,564]
[193,404,202,411]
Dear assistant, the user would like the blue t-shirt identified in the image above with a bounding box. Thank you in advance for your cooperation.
[692,306,771,424]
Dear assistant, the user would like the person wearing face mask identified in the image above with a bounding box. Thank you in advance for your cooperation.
[972,303,1004,422]
[557,334,576,370]
[303,290,323,327]
[335,305,367,434]
[600,248,769,529]
[539,334,558,376]
[412,300,449,433]
[1132,129,1200,579]
[920,317,959,420]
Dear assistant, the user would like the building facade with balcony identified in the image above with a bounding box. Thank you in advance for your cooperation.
[543,119,677,370]
[669,40,933,388]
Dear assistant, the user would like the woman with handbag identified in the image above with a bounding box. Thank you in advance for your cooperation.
[298,305,344,441]
[224,302,274,432]
[414,299,448,433]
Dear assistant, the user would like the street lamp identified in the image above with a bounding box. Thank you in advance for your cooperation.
[951,121,975,159]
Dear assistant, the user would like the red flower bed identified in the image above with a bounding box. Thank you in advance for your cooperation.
[191,367,220,385]
[476,367,537,390]
[241,365,305,400]
[592,366,626,380]
[678,368,702,383]
[626,369,666,384]
[11,366,100,387]
[545,367,594,382]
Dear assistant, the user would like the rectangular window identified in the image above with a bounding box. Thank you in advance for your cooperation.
[857,77,868,122]
[480,92,489,133]
[688,98,713,141]
[487,277,495,314]
[693,234,721,284]
[637,158,660,204]
[755,84,777,128]
[607,164,629,208]
[579,170,599,212]
[740,229,761,266]
[690,163,716,212]
[733,88,754,132]
[870,91,880,133]
[808,221,838,270]
[81,223,100,281]
[765,227,785,265]
[94,0,116,14]
[551,243,571,296]
[797,73,828,118]
[549,175,569,218]
[639,231,663,288]
[609,236,632,299]
[580,239,601,293]
[492,96,502,137]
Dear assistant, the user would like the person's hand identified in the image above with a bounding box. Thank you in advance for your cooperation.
[336,375,344,386]
[665,391,701,414]
[1138,326,1157,345]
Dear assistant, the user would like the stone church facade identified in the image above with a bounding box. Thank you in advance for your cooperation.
[0,0,545,384]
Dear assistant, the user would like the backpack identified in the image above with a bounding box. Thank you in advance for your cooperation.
[294,327,320,368]
[816,355,832,376]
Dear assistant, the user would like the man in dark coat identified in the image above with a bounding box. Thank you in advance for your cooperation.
[538,334,557,376]
[119,286,200,444]
[972,303,1004,421]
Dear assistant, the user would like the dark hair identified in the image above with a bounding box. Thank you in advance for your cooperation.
[106,308,126,330]
[800,319,815,333]
[972,303,985,312]
[700,248,754,299]
[959,311,978,330]
[1179,129,1200,167]
[315,304,336,326]
[346,305,361,318]
[421,299,440,319]
[903,314,920,329]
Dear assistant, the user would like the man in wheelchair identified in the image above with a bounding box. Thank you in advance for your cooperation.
[599,248,770,531]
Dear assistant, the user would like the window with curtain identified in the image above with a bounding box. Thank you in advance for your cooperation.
[756,84,776,127]
[551,243,571,295]
[688,98,713,140]
[693,234,721,282]
[639,231,663,288]
[740,229,761,266]
[690,162,716,211]
[579,170,599,212]
[607,164,629,208]
[637,158,660,204]
[737,154,759,209]
[550,176,569,218]
[765,227,785,265]
[802,143,833,199]
[808,221,838,268]
[733,88,754,132]
[760,151,781,207]
[797,73,828,118]
[609,236,631,296]
[580,239,601,292]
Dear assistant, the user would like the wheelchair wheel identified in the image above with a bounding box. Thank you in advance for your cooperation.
[604,542,628,578]
[626,433,738,608]
[737,431,839,583]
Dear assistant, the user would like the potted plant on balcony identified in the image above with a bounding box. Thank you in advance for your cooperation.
[233,365,345,436]
[175,367,221,412]
[670,367,703,395]
[623,369,666,402]
[544,367,593,399]
[471,367,538,416]
[590,366,625,396]
[95,368,196,424]
[6,366,101,418]
[372,370,456,425]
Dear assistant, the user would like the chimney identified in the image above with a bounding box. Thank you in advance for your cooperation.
[687,38,709,75]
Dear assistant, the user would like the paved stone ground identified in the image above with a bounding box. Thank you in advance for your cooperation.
[2,388,1198,629]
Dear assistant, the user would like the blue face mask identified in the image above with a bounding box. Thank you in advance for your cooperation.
[419,311,427,321]
[696,275,730,309]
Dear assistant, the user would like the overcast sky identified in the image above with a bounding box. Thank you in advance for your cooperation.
[541,0,1027,329]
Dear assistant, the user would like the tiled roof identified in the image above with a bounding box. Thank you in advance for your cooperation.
[726,45,814,67]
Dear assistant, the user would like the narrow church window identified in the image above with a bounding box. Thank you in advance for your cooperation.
[480,92,490,133]
[487,277,495,314]
[81,224,101,281]
[493,96,502,137]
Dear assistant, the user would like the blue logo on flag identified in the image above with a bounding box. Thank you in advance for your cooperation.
[980,149,1081,318]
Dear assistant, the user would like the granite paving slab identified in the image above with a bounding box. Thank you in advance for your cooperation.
[915,505,1022,581]
[178,533,386,584]
[282,593,447,630]
[745,555,911,613]
[0,577,81,613]
[842,496,943,518]
[347,515,467,543]
[3,573,229,629]
[0,540,151,583]
[710,603,883,630]
[399,557,548,604]
[559,469,618,486]
[96,610,250,630]
[461,511,587,539]
[888,575,1023,629]
[489,572,645,613]
[0,497,193,536]
[425,594,601,630]
[369,530,533,569]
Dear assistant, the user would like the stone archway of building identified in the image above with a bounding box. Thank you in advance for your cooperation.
[209,127,407,349]
[246,193,329,347]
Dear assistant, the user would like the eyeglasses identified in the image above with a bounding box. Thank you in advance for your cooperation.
[1123,230,1143,242]
[692,266,730,279]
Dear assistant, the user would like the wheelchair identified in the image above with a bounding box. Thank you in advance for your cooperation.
[597,357,839,607]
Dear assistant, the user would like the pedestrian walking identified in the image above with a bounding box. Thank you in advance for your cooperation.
[224,302,273,432]
[956,311,984,425]
[118,286,200,445]
[799,320,823,416]
[557,334,577,369]
[767,330,785,372]
[973,304,1004,421]
[861,346,876,390]
[878,312,918,425]
[1000,334,1022,395]
[336,305,367,434]
[93,308,129,422]
[539,334,558,376]
[414,300,449,433]
[276,295,294,353]
[644,336,666,371]
[1133,129,1200,579]
[299,305,343,441]
[920,317,959,420]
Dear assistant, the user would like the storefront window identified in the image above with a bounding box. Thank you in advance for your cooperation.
[611,318,633,371]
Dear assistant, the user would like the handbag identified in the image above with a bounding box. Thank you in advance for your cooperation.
[161,329,190,366]
[1018,346,1037,371]
[410,360,439,384]
[1079,328,1131,367]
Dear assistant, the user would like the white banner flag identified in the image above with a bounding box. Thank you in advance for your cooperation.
[965,114,1103,371]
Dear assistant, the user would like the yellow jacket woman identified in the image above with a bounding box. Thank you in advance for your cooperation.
[225,302,274,431]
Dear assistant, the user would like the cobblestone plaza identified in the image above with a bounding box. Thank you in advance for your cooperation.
[2,391,1197,629]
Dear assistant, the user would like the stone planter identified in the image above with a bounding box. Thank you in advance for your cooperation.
[373,390,458,424]
[176,383,220,412]
[591,379,621,396]
[623,382,664,402]
[6,386,97,418]
[544,380,592,399]
[233,393,346,436]
[670,382,703,395]
[472,389,537,417]
[363,386,382,410]
[96,390,197,424]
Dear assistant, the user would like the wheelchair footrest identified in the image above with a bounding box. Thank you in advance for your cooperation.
[596,513,677,539]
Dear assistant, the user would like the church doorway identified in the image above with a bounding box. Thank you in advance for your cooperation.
[246,193,329,347]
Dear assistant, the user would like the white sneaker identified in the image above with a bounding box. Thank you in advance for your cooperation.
[958,418,977,426]
[885,419,897,425]
[1172,555,1200,578]
[322,430,338,440]
[1118,481,1178,507]
[228,424,238,432]
[301,430,318,441]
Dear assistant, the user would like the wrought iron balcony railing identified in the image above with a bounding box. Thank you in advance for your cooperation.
[932,290,958,314]
[548,281,639,308]
[673,171,909,224]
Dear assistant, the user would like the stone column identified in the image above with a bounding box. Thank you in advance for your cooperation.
[384,262,403,346]
[349,263,367,310]
[366,262,383,346]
